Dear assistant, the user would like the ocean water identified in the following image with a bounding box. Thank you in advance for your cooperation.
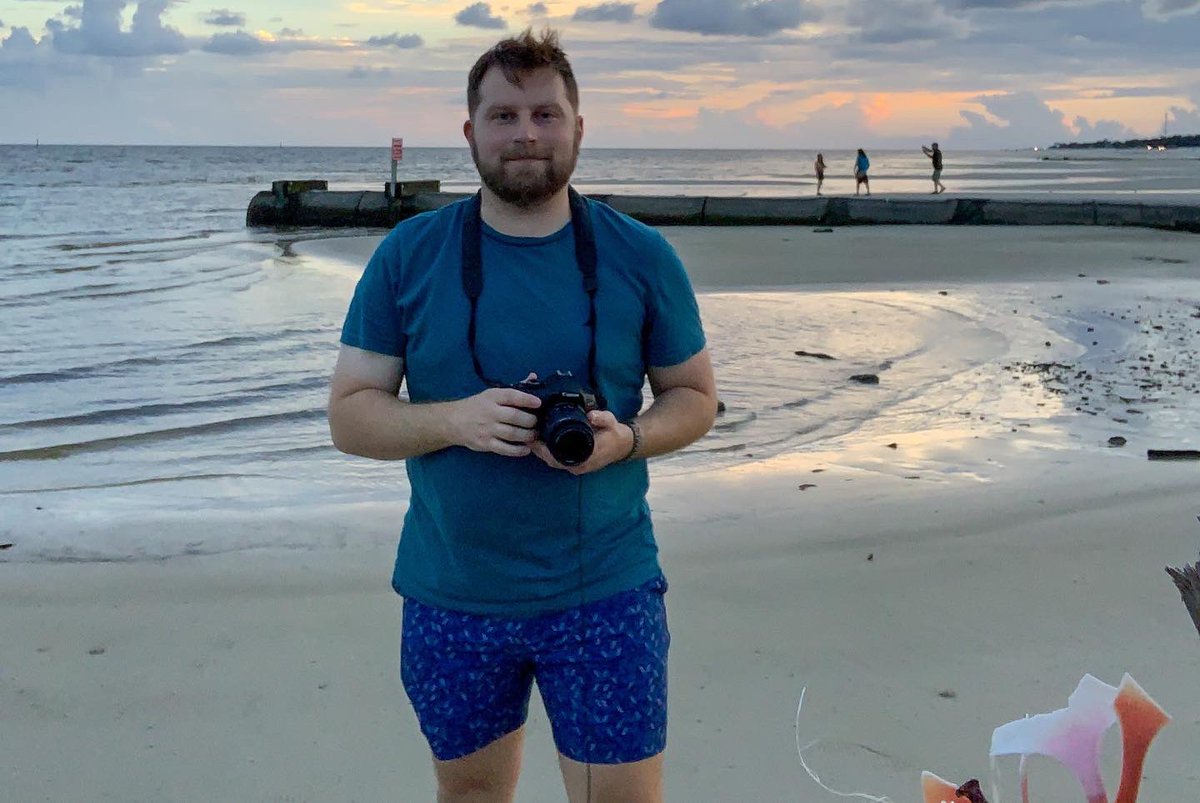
[2,144,1197,560]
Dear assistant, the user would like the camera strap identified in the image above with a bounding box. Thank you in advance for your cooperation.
[463,187,603,794]
[460,187,600,390]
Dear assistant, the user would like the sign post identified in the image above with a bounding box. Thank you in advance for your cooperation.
[390,137,403,199]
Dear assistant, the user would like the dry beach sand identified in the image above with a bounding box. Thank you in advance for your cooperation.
[4,224,1200,802]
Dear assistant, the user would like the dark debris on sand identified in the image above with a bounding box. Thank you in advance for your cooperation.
[1005,296,1200,442]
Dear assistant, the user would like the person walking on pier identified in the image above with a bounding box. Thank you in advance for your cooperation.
[814,152,826,195]
[329,26,717,803]
[922,142,946,194]
[854,148,871,196]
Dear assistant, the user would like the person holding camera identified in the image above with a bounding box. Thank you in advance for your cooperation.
[328,27,717,803]
[922,142,946,194]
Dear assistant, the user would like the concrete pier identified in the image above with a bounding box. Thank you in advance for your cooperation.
[247,183,1200,232]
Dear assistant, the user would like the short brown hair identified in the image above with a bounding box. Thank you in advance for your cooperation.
[467,28,579,118]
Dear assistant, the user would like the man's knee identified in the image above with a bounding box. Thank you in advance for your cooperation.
[434,728,523,802]
[437,771,515,802]
[560,752,664,803]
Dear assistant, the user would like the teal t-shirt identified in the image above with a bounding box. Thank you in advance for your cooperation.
[339,194,706,615]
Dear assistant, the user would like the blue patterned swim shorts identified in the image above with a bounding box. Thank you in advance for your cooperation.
[400,575,669,764]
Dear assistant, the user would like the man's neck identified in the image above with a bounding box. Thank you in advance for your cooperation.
[480,187,572,237]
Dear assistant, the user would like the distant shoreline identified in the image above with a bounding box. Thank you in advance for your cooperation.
[1051,133,1200,150]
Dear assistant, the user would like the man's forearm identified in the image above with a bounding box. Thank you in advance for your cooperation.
[631,387,717,460]
[329,389,460,461]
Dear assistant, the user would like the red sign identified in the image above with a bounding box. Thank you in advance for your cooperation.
[391,137,403,161]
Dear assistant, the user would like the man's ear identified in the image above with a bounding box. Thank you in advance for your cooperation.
[463,119,473,144]
[576,115,584,142]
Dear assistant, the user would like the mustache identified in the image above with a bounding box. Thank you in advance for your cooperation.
[502,148,552,160]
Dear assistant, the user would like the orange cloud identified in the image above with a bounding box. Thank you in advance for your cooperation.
[755,90,990,134]
[1048,96,1192,137]
[621,103,695,121]
[861,93,894,128]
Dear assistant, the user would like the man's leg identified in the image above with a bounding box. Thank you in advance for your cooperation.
[401,599,535,803]
[433,727,526,803]
[536,577,671,803]
[558,751,663,803]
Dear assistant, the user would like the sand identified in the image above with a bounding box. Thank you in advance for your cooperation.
[4,225,1200,802]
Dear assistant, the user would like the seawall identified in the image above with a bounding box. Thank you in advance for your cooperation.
[246,181,1200,232]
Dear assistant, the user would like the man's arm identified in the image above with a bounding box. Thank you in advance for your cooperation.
[922,146,933,157]
[327,345,541,461]
[636,347,719,459]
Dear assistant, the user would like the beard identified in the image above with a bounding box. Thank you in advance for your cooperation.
[471,133,580,208]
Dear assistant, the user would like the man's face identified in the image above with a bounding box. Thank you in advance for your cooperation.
[465,66,582,208]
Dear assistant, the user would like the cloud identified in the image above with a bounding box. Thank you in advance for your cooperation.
[366,32,424,48]
[526,2,549,15]
[1,24,93,89]
[941,0,1095,8]
[47,0,188,58]
[201,30,266,56]
[204,9,246,27]
[1098,85,1185,98]
[1,26,37,54]
[1165,103,1200,132]
[455,2,507,29]
[650,0,820,37]
[347,65,393,81]
[573,3,637,23]
[1071,114,1137,141]
[846,0,970,43]
[1142,0,1200,19]
[947,91,1078,147]
[278,28,303,38]
[197,29,335,57]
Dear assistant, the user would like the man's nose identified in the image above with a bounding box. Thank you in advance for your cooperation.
[512,113,537,142]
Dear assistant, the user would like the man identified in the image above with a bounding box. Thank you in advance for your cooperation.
[922,142,946,194]
[328,28,717,803]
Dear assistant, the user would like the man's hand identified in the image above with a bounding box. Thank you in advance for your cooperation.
[531,409,633,476]
[449,387,542,457]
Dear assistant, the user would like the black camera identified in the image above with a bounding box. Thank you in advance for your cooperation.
[513,371,603,466]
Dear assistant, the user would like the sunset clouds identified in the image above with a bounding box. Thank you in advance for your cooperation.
[1,1,1197,147]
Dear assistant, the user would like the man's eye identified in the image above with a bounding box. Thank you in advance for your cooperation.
[492,112,513,121]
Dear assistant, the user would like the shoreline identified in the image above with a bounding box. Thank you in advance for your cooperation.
[4,226,1198,562]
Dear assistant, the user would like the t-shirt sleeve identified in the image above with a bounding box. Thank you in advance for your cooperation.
[339,237,406,358]
[644,234,706,368]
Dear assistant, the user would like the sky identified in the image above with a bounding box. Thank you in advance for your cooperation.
[1,0,1198,149]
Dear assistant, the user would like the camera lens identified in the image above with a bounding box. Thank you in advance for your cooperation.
[541,402,595,466]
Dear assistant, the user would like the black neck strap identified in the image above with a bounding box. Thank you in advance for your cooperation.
[461,187,599,389]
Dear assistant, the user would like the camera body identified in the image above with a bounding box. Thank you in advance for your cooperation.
[512,370,603,466]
